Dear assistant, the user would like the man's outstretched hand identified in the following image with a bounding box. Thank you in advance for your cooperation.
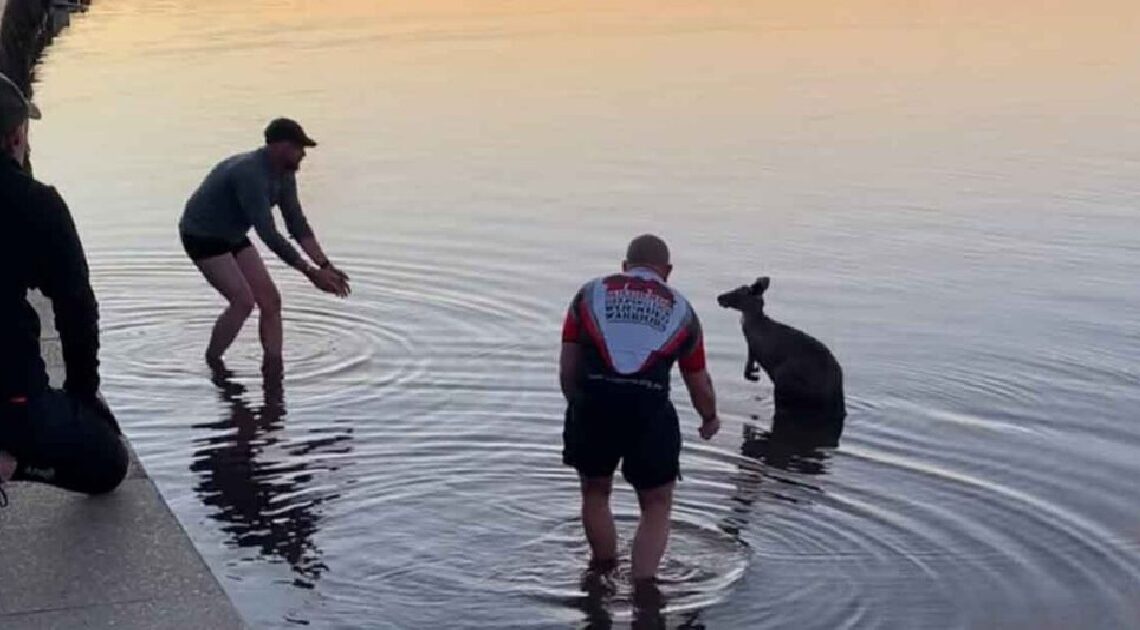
[307,266,350,297]
[325,262,350,283]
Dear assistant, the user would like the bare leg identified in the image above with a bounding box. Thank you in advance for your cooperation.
[195,254,256,362]
[580,475,618,566]
[632,481,674,580]
[233,245,283,365]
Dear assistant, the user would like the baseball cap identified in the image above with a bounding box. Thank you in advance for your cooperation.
[264,118,316,147]
[0,72,42,128]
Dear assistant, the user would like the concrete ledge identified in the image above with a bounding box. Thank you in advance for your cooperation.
[0,594,246,630]
[0,296,245,629]
[0,481,244,630]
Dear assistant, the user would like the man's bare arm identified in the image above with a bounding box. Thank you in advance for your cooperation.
[298,235,350,295]
[682,369,719,439]
[297,234,329,268]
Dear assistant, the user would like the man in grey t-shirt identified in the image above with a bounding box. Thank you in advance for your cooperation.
[178,118,349,372]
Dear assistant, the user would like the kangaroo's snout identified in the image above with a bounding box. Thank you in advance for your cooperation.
[717,281,763,312]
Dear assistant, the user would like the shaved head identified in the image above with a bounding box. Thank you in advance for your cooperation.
[622,234,673,280]
[625,234,670,267]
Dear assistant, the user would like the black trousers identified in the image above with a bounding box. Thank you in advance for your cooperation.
[0,388,128,494]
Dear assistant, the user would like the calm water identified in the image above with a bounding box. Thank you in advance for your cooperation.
[29,1,1140,628]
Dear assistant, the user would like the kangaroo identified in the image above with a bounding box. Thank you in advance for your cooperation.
[717,277,846,446]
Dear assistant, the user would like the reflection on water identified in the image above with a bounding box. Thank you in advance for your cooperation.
[743,417,840,476]
[575,581,711,630]
[720,418,841,544]
[575,580,668,630]
[191,363,352,589]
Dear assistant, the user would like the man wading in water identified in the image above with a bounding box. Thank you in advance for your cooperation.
[559,234,720,602]
[178,118,350,373]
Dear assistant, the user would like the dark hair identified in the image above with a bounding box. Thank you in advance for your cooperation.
[625,234,670,267]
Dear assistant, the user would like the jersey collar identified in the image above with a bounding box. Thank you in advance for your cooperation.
[625,266,665,282]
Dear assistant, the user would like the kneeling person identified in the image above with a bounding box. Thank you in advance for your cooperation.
[0,73,127,503]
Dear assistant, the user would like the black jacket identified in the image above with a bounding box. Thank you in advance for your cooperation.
[1,155,100,399]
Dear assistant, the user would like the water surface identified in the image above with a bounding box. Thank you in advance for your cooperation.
[30,1,1140,627]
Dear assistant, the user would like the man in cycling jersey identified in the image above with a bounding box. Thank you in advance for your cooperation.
[560,234,720,593]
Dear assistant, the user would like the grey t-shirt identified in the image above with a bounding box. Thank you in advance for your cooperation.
[178,147,313,268]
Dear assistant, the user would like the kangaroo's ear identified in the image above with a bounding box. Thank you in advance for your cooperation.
[752,277,771,294]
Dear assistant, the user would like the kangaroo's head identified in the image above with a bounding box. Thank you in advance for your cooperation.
[717,277,770,315]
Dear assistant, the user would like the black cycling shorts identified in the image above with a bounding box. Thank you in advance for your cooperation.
[562,387,681,491]
[0,388,128,495]
[180,232,253,262]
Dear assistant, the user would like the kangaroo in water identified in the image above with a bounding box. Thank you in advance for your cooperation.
[718,277,846,446]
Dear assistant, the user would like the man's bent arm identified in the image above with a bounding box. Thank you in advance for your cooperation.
[281,183,348,282]
[298,234,331,268]
[280,176,338,270]
[278,174,314,244]
[234,167,308,270]
[33,187,101,398]
[677,312,716,424]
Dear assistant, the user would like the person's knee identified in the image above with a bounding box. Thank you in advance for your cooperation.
[581,475,613,498]
[84,437,129,495]
[636,482,674,510]
[254,286,282,316]
[228,291,256,319]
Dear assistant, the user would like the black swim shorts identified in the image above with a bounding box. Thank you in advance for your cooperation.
[562,386,681,490]
[180,232,254,262]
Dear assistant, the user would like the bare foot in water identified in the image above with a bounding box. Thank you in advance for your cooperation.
[632,577,664,612]
[580,557,618,596]
[205,352,226,371]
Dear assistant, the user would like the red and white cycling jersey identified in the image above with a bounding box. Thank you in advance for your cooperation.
[563,267,705,390]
